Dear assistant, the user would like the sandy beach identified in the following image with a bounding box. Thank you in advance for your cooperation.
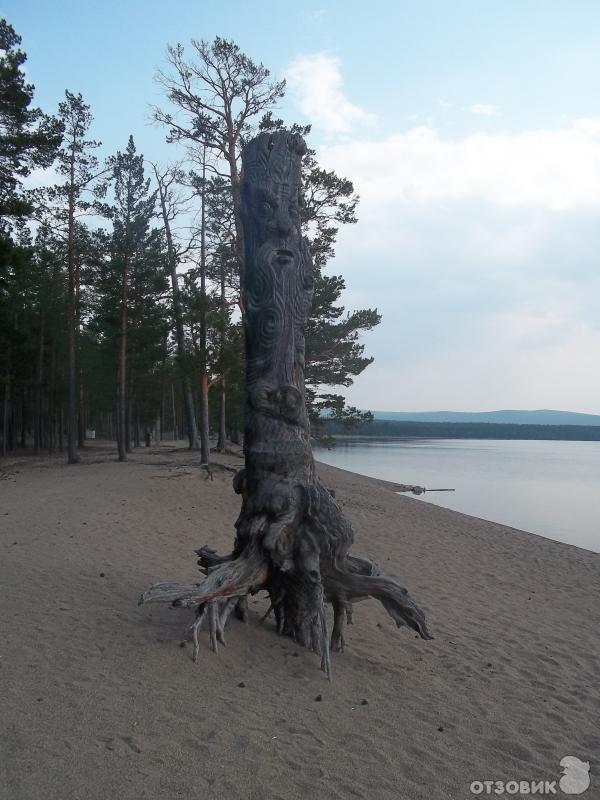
[1,441,598,800]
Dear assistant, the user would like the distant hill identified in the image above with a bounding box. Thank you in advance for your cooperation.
[371,409,600,426]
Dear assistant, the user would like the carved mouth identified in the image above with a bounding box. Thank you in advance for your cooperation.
[275,248,294,265]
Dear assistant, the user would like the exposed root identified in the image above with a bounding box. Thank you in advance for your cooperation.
[331,598,347,653]
[183,599,238,661]
[208,603,218,653]
[325,564,433,640]
[190,606,206,662]
[141,543,431,671]
[139,544,267,609]
[318,594,331,680]
[234,596,249,622]
[219,597,238,637]
[196,545,233,573]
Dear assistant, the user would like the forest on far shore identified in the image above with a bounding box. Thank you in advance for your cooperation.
[1,21,380,462]
[321,419,600,441]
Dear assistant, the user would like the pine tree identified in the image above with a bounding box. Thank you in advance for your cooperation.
[152,162,201,451]
[0,19,62,225]
[155,36,285,288]
[201,175,240,449]
[37,91,106,463]
[108,136,166,460]
[0,19,62,455]
[154,39,284,457]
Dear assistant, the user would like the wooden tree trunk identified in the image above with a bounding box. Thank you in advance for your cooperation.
[66,142,79,465]
[1,371,9,458]
[34,316,44,455]
[216,264,227,453]
[140,131,431,674]
[117,266,128,462]
[155,168,201,451]
[216,379,226,452]
[76,258,85,451]
[199,373,210,464]
[198,145,210,466]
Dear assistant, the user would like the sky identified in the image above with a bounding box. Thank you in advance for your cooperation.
[6,0,600,413]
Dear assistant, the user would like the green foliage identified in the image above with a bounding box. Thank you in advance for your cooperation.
[0,19,62,224]
[258,113,381,429]
[39,91,106,226]
[156,37,285,160]
[1,28,379,454]
[89,136,169,422]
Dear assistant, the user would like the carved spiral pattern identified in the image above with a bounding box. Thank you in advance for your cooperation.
[256,306,281,346]
[245,254,273,313]
[242,131,314,455]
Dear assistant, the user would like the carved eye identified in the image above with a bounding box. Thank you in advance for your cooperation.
[260,201,273,216]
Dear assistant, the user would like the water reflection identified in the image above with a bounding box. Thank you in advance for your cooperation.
[315,438,600,553]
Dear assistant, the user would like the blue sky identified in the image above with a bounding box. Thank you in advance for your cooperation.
[6,0,600,412]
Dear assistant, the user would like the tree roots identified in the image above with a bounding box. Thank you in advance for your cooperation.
[139,474,432,678]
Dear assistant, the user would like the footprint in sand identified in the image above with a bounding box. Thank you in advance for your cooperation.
[96,735,142,754]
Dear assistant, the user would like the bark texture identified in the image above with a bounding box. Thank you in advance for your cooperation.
[140,131,432,674]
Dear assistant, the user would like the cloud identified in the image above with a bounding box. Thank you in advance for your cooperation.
[312,119,600,410]
[465,103,499,117]
[286,53,376,136]
[320,119,600,210]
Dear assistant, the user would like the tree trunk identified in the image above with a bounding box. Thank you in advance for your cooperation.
[2,374,9,458]
[58,403,63,453]
[171,382,177,441]
[34,316,44,455]
[216,379,226,452]
[77,383,85,449]
[67,242,78,462]
[117,261,128,462]
[76,255,84,450]
[228,145,245,300]
[140,131,431,673]
[126,395,132,453]
[199,372,210,464]
[216,263,227,452]
[66,142,79,464]
[154,164,201,450]
[20,390,26,449]
[198,144,210,465]
[182,379,198,449]
[48,345,56,454]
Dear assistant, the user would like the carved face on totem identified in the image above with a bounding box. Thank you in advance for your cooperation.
[241,132,314,425]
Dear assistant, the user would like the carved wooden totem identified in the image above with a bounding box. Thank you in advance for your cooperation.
[140,131,431,675]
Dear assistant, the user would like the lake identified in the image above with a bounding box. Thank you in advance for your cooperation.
[314,438,600,553]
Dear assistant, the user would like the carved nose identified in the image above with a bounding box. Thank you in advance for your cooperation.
[275,213,293,237]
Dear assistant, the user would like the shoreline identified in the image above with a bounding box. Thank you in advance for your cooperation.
[1,442,599,799]
[314,438,600,554]
[315,457,600,557]
[318,426,600,442]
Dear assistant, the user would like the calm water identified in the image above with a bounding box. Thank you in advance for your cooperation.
[315,438,600,553]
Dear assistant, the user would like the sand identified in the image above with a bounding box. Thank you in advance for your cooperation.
[1,441,598,800]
